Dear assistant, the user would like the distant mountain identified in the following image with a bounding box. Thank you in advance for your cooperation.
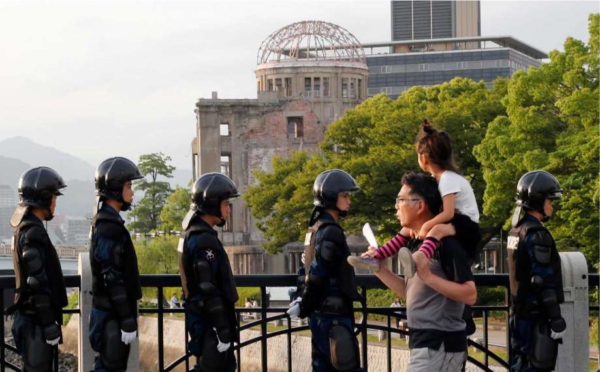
[0,137,95,182]
[56,179,96,218]
[0,155,31,188]
[0,137,194,218]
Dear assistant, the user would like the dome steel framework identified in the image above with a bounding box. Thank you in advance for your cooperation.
[257,20,366,65]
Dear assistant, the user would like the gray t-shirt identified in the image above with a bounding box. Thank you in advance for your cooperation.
[405,237,474,332]
[406,259,466,332]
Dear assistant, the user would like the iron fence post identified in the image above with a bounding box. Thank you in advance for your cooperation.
[260,286,267,371]
[361,286,367,371]
[158,287,164,371]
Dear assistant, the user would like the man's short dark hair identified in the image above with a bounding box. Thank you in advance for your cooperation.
[400,173,442,215]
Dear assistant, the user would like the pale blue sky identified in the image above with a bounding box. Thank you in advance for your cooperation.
[0,0,597,169]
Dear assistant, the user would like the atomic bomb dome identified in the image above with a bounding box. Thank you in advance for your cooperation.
[257,20,366,65]
[255,20,368,99]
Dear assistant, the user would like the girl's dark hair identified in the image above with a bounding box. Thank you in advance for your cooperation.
[415,119,458,172]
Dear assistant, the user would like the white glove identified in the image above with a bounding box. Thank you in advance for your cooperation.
[213,327,231,353]
[287,297,302,319]
[46,336,60,346]
[550,328,566,340]
[121,329,137,345]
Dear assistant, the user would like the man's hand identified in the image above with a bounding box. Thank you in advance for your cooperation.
[417,221,433,240]
[287,297,302,319]
[213,327,231,352]
[361,246,378,258]
[400,227,415,239]
[413,250,429,273]
[415,258,433,284]
[426,223,455,241]
[121,330,137,345]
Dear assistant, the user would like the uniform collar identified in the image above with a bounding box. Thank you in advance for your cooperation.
[319,212,335,222]
[22,212,44,227]
[100,204,124,224]
[190,216,217,236]
[523,214,540,223]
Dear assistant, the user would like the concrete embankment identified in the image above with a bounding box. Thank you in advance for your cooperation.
[61,316,503,371]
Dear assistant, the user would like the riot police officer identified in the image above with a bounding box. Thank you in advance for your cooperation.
[178,172,239,371]
[287,169,364,372]
[89,157,143,371]
[507,170,566,371]
[8,167,68,371]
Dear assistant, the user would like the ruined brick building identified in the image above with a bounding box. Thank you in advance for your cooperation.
[191,21,369,274]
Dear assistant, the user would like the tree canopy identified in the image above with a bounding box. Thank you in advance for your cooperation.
[245,14,599,269]
[129,152,175,233]
[160,186,192,232]
[245,77,507,253]
[474,14,599,267]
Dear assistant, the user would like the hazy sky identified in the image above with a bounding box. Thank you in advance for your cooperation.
[0,0,597,170]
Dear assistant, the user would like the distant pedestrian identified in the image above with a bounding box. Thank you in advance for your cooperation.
[169,293,180,309]
[390,298,402,328]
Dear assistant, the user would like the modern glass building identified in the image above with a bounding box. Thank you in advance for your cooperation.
[363,36,546,98]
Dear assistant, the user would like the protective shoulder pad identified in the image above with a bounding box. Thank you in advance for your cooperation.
[187,230,220,252]
[95,221,125,240]
[319,223,344,243]
[529,228,554,265]
[319,240,339,263]
[21,225,48,247]
[94,209,123,225]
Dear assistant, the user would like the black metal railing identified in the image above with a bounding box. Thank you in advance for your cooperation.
[0,275,81,372]
[0,273,597,371]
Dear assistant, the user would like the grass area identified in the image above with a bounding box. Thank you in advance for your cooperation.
[468,346,507,366]
[62,291,79,325]
[591,315,598,347]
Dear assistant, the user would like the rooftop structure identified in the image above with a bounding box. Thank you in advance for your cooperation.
[257,20,366,65]
[391,0,480,41]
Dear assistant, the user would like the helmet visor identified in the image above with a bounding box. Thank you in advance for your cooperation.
[547,191,562,200]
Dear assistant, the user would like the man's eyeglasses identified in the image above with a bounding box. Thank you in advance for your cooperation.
[395,197,421,206]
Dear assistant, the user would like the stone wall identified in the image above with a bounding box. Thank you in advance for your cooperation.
[62,315,504,371]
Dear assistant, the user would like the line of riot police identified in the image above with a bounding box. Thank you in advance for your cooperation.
[7,159,566,372]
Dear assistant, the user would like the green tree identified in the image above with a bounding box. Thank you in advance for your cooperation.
[160,187,192,232]
[129,153,175,233]
[474,14,599,268]
[321,78,507,238]
[135,236,179,274]
[245,77,507,252]
[245,152,325,254]
[135,236,180,300]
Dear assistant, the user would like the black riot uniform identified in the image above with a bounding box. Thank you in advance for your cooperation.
[178,173,239,372]
[88,157,143,372]
[507,170,565,371]
[8,167,68,372]
[296,169,364,372]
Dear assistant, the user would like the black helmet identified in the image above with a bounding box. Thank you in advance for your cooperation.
[11,167,66,226]
[187,173,239,227]
[313,169,359,210]
[95,157,143,211]
[516,170,562,214]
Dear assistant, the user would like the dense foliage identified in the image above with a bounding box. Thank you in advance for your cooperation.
[245,15,599,269]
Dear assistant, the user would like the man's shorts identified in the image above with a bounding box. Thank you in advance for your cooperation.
[407,343,466,371]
